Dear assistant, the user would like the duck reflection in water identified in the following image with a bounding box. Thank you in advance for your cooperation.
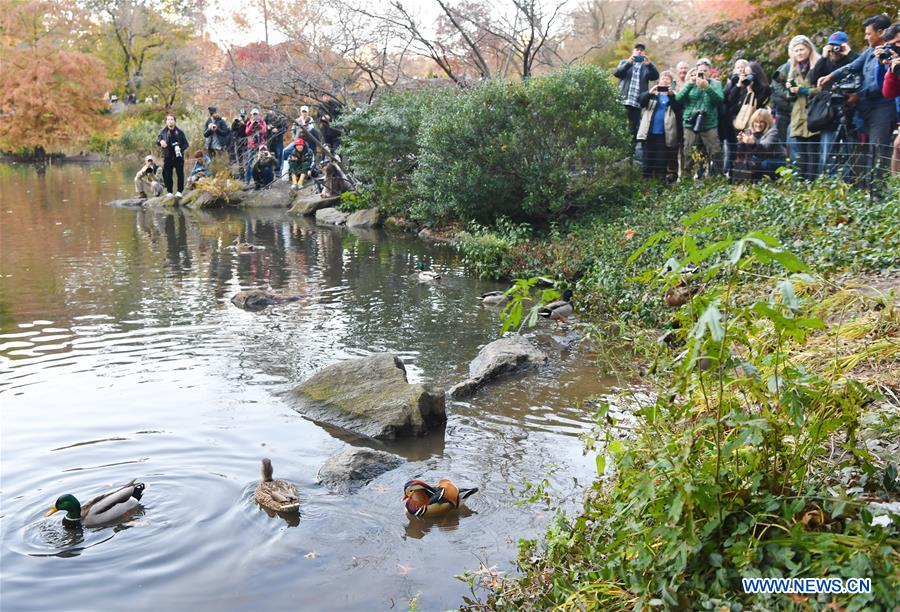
[403,505,474,540]
[258,505,301,527]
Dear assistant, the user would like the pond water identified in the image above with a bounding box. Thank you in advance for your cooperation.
[0,162,620,611]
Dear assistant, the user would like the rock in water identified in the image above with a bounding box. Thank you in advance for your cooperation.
[291,353,446,439]
[231,289,300,311]
[289,193,341,216]
[346,207,382,228]
[317,448,405,493]
[449,335,548,399]
[315,207,349,226]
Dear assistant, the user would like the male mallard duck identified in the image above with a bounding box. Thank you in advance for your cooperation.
[403,479,478,518]
[414,260,441,282]
[477,291,508,305]
[539,289,574,321]
[45,481,145,528]
[255,458,300,513]
[231,237,265,253]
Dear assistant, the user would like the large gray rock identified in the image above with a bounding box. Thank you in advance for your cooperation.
[449,335,548,399]
[289,193,340,216]
[317,448,405,493]
[315,207,349,226]
[346,207,382,228]
[231,289,301,311]
[241,180,292,207]
[291,353,446,439]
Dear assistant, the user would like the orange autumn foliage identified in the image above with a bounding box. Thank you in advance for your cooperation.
[0,0,112,152]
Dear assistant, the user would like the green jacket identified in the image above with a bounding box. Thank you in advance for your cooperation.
[675,80,724,132]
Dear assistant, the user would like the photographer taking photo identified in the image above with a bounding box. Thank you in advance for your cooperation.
[810,31,860,175]
[243,108,268,185]
[675,58,724,178]
[878,23,900,173]
[818,14,895,176]
[613,43,660,152]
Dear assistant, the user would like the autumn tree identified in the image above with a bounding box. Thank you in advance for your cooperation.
[0,0,111,155]
[83,0,204,96]
[689,0,886,72]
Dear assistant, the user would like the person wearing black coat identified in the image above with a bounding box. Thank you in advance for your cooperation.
[156,114,189,196]
[613,43,660,150]
[231,111,247,166]
[809,32,860,176]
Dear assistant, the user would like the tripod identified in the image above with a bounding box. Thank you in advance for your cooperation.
[825,93,854,180]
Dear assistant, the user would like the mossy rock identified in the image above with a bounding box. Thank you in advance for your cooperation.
[291,353,446,439]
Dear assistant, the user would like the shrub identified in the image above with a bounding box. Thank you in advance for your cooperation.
[414,65,634,225]
[341,66,634,226]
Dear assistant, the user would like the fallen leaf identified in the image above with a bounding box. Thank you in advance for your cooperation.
[397,563,414,575]
[304,550,320,559]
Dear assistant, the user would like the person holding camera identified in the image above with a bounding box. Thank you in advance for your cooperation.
[772,35,821,180]
[243,108,268,185]
[675,58,724,178]
[733,109,786,181]
[134,155,163,198]
[636,71,679,181]
[156,114,189,197]
[251,145,278,189]
[613,43,660,152]
[281,105,319,178]
[287,138,314,191]
[809,32,860,176]
[203,107,230,158]
[818,14,895,176]
[878,24,900,173]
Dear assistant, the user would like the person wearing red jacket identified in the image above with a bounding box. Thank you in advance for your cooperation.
[880,23,899,173]
[243,108,268,184]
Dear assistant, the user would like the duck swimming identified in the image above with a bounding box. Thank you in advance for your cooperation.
[231,237,265,253]
[477,291,508,305]
[255,458,300,513]
[415,260,441,282]
[45,481,145,528]
[403,479,478,518]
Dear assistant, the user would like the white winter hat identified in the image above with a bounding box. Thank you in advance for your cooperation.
[300,105,310,112]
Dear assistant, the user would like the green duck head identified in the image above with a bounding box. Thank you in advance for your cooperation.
[415,260,426,271]
[46,494,82,527]
[562,289,573,302]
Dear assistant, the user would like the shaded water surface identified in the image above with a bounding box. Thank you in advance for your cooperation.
[0,163,617,610]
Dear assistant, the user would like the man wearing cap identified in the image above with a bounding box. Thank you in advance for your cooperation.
[614,43,660,152]
[287,138,314,190]
[810,31,860,175]
[675,58,725,178]
[203,107,231,159]
[818,14,895,177]
[244,109,268,185]
[134,155,162,198]
[281,105,317,178]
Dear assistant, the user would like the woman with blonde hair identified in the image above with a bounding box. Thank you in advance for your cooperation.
[733,108,786,181]
[772,35,821,179]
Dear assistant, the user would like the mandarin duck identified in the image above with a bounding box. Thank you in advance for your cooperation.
[45,480,146,528]
[403,479,478,518]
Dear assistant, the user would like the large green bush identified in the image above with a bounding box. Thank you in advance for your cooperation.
[340,66,633,226]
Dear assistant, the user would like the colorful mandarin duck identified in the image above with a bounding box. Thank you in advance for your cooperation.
[403,479,478,518]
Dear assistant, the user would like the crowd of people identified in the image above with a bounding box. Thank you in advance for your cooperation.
[135,103,343,199]
[615,13,900,185]
[135,13,899,200]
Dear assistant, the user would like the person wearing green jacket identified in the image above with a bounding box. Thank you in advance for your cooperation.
[675,58,725,178]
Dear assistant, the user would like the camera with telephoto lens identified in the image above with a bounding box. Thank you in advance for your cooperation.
[688,110,706,132]
[834,72,862,94]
